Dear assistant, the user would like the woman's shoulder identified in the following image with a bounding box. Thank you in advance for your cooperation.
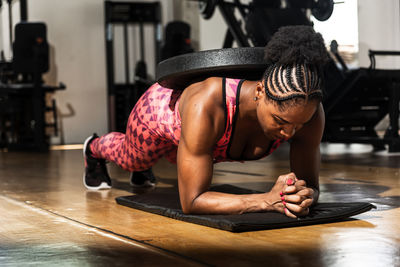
[181,77,225,109]
[179,77,226,130]
[189,77,223,95]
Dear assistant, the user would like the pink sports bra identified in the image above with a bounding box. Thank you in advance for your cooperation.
[157,78,284,164]
[211,78,285,163]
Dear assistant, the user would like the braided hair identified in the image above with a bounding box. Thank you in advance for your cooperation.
[263,26,329,109]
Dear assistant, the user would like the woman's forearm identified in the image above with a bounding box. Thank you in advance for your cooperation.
[182,191,276,215]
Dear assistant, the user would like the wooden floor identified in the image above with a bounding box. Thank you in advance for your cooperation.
[0,143,399,266]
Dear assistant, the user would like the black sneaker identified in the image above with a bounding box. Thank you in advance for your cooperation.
[83,133,112,190]
[130,168,156,187]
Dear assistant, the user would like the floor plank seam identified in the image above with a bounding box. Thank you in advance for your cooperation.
[0,194,212,267]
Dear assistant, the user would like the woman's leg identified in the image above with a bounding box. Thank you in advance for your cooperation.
[83,106,173,190]
[89,132,137,171]
[83,83,178,189]
[88,121,169,173]
[83,133,113,190]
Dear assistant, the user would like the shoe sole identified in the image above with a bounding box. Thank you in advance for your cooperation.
[130,179,156,188]
[83,135,112,190]
[82,174,112,190]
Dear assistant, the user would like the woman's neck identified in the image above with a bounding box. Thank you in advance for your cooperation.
[238,80,259,122]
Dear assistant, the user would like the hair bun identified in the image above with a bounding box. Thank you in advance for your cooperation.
[264,25,329,65]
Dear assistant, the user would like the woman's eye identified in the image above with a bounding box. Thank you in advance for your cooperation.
[274,118,285,125]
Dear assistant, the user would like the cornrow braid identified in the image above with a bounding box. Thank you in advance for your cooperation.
[303,63,309,92]
[296,63,303,89]
[263,63,323,103]
[280,65,292,95]
[309,65,316,89]
[285,64,293,90]
[273,67,285,94]
[289,65,302,93]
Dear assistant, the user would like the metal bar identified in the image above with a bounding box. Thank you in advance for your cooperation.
[369,50,400,56]
[218,2,250,47]
[154,23,162,64]
[139,22,145,61]
[52,99,58,136]
[8,0,13,50]
[368,50,400,69]
[123,23,130,84]
[105,1,116,131]
[154,2,162,64]
[32,44,47,150]
[233,0,247,18]
[333,52,348,72]
[388,81,400,137]
[20,0,27,21]
[223,29,234,48]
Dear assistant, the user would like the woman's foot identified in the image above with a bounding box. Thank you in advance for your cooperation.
[83,134,112,190]
[130,168,156,187]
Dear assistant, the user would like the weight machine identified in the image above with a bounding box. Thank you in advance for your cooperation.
[104,1,162,133]
[193,0,400,152]
[0,0,65,151]
[322,50,400,152]
[197,0,333,48]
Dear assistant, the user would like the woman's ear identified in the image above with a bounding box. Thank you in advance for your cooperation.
[255,81,265,99]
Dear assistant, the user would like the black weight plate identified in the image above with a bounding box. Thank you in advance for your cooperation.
[312,0,334,21]
[156,47,269,90]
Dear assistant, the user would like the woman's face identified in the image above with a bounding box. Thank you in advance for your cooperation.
[256,97,318,140]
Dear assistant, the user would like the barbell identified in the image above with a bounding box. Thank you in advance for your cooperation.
[197,0,334,22]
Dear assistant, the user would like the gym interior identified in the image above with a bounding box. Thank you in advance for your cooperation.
[0,0,399,266]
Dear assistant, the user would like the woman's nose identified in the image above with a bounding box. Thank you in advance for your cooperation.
[280,125,296,139]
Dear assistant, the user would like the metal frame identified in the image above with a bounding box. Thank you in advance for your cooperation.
[104,1,162,132]
[211,0,400,152]
[0,17,65,151]
[323,50,400,152]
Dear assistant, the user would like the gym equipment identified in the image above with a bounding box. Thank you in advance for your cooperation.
[311,0,334,21]
[13,23,49,74]
[194,0,334,48]
[323,49,400,152]
[116,184,375,232]
[0,6,65,151]
[244,4,312,47]
[156,44,400,152]
[156,47,266,90]
[104,1,162,132]
[198,0,218,20]
[160,21,194,61]
[158,0,400,152]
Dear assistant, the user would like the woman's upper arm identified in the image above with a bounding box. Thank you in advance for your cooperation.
[177,79,224,212]
[290,103,325,188]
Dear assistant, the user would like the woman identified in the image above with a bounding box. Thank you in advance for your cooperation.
[83,25,329,218]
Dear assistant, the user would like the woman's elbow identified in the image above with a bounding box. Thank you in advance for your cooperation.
[180,197,201,214]
[181,202,196,214]
[181,206,192,215]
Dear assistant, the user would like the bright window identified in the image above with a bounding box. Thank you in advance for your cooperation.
[312,0,359,67]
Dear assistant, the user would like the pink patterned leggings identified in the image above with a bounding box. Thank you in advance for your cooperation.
[89,86,180,172]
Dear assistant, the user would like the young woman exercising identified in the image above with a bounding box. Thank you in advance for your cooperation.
[83,25,329,217]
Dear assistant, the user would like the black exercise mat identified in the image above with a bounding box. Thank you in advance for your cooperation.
[116,184,375,232]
